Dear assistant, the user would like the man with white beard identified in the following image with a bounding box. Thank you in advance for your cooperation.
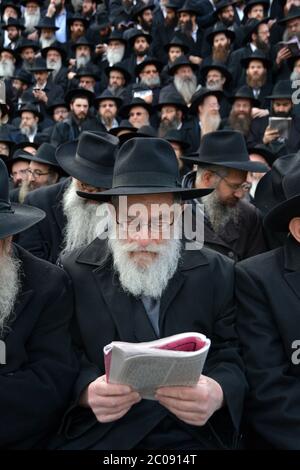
[23,0,42,37]
[41,42,68,89]
[162,56,199,106]
[17,131,118,263]
[0,49,16,79]
[67,37,93,81]
[54,137,248,451]
[181,130,268,261]
[0,157,78,449]
[104,31,126,67]
[35,17,58,49]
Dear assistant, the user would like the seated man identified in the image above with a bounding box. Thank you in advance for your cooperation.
[56,137,247,450]
[236,160,300,449]
[0,158,78,449]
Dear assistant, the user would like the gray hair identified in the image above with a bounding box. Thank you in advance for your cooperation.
[196,164,228,181]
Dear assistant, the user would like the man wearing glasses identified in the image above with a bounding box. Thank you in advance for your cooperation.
[182,130,268,261]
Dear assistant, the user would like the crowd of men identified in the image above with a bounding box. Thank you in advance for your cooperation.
[0,0,300,452]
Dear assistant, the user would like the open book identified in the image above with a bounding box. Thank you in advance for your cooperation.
[104,332,211,400]
[279,37,300,56]
[268,116,292,141]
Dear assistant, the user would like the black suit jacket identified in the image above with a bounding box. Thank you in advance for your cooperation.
[0,244,78,449]
[16,178,69,263]
[236,236,300,449]
[55,238,247,450]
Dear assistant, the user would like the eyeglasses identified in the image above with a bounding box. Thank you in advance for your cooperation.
[26,169,51,178]
[116,214,175,235]
[10,169,28,178]
[129,111,146,117]
[213,172,252,193]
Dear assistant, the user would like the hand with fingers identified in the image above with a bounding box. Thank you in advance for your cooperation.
[79,375,142,423]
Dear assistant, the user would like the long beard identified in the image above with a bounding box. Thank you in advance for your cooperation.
[283,29,300,41]
[20,123,38,138]
[140,75,161,88]
[0,249,21,334]
[0,60,15,79]
[256,38,270,53]
[62,180,109,254]
[228,110,252,136]
[158,117,180,137]
[212,45,230,63]
[47,58,62,78]
[108,235,182,299]
[206,79,224,91]
[106,46,125,66]
[174,74,197,104]
[246,72,266,88]
[40,37,56,49]
[24,9,41,31]
[76,54,90,68]
[201,112,221,135]
[202,190,240,234]
[178,19,193,37]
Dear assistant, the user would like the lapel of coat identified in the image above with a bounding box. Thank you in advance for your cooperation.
[284,236,300,301]
[1,289,34,341]
[52,179,69,231]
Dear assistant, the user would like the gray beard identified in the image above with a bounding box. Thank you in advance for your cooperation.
[206,79,224,91]
[108,235,182,299]
[24,9,41,31]
[158,117,180,137]
[62,180,109,254]
[47,58,62,78]
[40,37,56,49]
[71,0,83,12]
[202,191,240,235]
[201,112,221,135]
[106,47,125,66]
[20,123,38,138]
[0,60,15,79]
[174,74,197,104]
[283,29,300,41]
[76,55,90,68]
[140,75,161,88]
[0,250,21,334]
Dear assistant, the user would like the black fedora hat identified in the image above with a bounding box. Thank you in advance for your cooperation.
[248,143,276,168]
[5,148,32,172]
[110,119,137,136]
[0,46,18,60]
[164,129,190,150]
[29,57,53,73]
[126,28,152,47]
[71,36,93,50]
[181,130,269,172]
[0,1,21,16]
[46,98,68,115]
[264,155,300,231]
[253,153,299,216]
[2,17,25,31]
[15,38,40,54]
[35,17,59,31]
[242,17,270,44]
[17,102,43,121]
[76,137,213,202]
[189,87,223,115]
[206,22,236,45]
[65,88,95,107]
[105,61,131,84]
[67,13,89,29]
[107,30,127,45]
[200,60,232,85]
[95,89,123,109]
[114,124,157,145]
[75,65,99,81]
[11,68,33,85]
[55,131,119,188]
[266,80,293,100]
[155,91,188,113]
[244,0,270,16]
[41,41,67,62]
[164,36,189,54]
[0,158,45,239]
[132,0,155,19]
[13,141,39,152]
[119,97,153,118]
[135,57,163,76]
[177,0,199,14]
[229,85,260,107]
[214,0,238,15]
[168,55,198,75]
[17,142,61,169]
[240,49,271,69]
[278,5,300,24]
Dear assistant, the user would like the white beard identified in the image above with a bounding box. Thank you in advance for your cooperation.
[108,235,182,299]
[0,60,15,79]
[140,75,161,88]
[47,58,62,78]
[20,123,38,138]
[106,46,125,66]
[40,37,56,49]
[200,112,221,135]
[174,74,197,104]
[76,55,90,68]
[0,250,21,334]
[71,0,83,12]
[24,9,41,31]
[62,180,109,254]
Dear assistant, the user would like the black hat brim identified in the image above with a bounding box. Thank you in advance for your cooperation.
[264,194,300,232]
[76,186,213,202]
[55,140,113,188]
[0,204,45,239]
[65,89,95,106]
[201,64,232,84]
[206,29,235,45]
[252,171,277,216]
[189,90,223,114]
[181,155,269,172]
[105,65,131,83]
